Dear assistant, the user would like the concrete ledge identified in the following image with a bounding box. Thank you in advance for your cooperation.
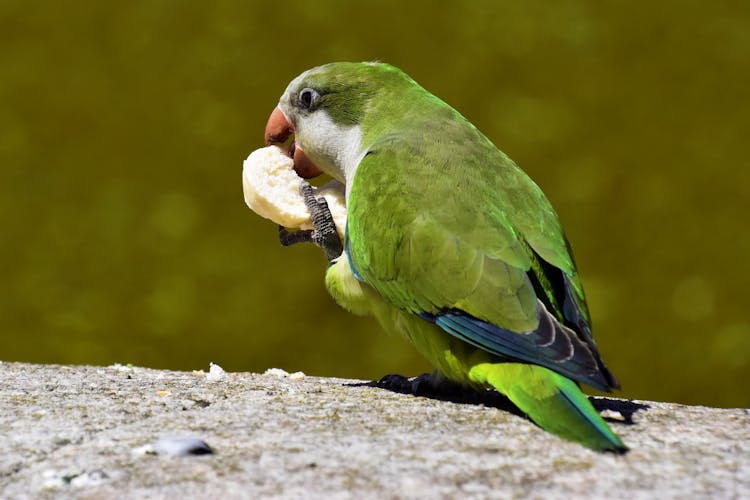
[1,362,747,498]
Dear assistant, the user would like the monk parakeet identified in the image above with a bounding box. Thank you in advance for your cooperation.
[264,62,626,452]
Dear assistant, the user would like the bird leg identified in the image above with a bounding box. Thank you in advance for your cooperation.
[278,181,343,262]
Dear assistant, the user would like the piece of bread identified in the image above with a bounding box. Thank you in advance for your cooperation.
[242,146,347,240]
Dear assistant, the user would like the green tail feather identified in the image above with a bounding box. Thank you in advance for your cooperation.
[469,363,627,452]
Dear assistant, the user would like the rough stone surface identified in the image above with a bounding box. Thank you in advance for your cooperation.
[1,362,747,499]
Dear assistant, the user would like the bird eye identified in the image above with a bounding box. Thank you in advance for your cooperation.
[298,88,319,110]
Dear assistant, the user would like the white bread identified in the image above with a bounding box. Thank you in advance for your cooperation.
[242,146,347,240]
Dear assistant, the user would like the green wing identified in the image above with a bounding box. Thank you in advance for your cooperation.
[347,123,618,391]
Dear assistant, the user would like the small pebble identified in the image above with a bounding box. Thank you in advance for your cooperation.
[264,368,305,380]
[71,469,109,487]
[41,469,110,490]
[264,368,289,378]
[135,437,213,457]
[206,362,226,382]
[109,363,134,372]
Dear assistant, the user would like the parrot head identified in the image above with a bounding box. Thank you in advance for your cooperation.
[264,62,425,185]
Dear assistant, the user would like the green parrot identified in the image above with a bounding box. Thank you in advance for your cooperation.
[264,62,626,452]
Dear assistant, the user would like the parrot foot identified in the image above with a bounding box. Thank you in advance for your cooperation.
[377,372,470,398]
[278,181,343,262]
[373,372,523,416]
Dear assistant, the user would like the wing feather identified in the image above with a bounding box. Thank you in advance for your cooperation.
[346,120,618,390]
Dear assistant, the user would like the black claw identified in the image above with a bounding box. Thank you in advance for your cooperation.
[376,374,413,393]
[278,226,314,246]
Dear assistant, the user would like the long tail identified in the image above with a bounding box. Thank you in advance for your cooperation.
[469,362,627,452]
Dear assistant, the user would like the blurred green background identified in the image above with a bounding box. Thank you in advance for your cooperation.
[1,1,748,407]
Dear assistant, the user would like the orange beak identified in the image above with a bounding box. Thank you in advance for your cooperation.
[264,107,323,179]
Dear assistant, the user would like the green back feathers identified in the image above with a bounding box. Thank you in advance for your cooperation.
[340,61,619,390]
